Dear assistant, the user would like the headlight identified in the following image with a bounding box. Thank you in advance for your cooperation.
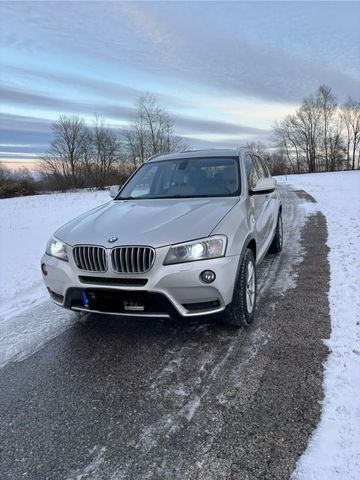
[163,236,227,265]
[46,237,68,261]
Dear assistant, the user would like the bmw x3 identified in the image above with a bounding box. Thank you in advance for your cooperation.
[41,148,283,327]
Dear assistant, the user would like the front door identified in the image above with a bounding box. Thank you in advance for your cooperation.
[244,153,273,259]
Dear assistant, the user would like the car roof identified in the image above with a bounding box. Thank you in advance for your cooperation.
[146,147,248,163]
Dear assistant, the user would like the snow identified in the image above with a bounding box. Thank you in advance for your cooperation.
[276,171,360,480]
[0,190,109,319]
[0,190,109,366]
[182,394,201,421]
[66,445,106,480]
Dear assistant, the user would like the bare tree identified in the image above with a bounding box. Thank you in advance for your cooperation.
[316,84,337,170]
[266,150,289,176]
[340,98,360,170]
[92,116,120,189]
[40,115,91,189]
[121,127,142,168]
[328,120,346,171]
[296,95,323,172]
[121,93,187,165]
[273,116,301,173]
[274,94,322,173]
[272,84,360,174]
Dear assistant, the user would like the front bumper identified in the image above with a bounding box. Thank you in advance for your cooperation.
[41,246,240,318]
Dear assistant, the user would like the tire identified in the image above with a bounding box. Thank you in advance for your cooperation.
[268,211,283,254]
[223,248,257,327]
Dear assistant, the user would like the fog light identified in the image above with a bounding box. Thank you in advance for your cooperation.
[200,270,216,284]
[41,263,48,276]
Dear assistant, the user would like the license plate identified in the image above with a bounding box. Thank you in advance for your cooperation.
[123,299,145,312]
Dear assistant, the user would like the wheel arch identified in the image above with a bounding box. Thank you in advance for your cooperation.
[246,238,257,261]
[229,234,257,305]
[225,236,258,325]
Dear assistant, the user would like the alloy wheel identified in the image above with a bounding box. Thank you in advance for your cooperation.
[246,261,256,313]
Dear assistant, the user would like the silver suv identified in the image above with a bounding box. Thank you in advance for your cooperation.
[41,148,282,327]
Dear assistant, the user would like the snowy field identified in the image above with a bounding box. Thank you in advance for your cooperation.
[0,189,109,319]
[276,171,360,480]
[0,190,109,365]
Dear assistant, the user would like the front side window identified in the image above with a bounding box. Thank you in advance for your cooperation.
[244,154,260,189]
[117,157,240,199]
[251,155,268,179]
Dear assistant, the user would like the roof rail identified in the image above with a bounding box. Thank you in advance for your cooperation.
[179,149,206,153]
[146,149,208,161]
[146,147,247,162]
[146,152,170,162]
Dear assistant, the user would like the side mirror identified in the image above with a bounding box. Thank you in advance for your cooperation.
[250,177,276,195]
[109,185,120,198]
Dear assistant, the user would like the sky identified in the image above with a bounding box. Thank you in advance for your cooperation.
[1,1,359,169]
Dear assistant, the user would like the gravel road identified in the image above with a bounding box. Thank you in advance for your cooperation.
[0,186,331,480]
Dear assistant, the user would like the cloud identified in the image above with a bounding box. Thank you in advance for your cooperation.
[3,1,359,104]
[175,116,270,136]
[115,2,360,102]
[0,151,40,158]
[1,64,191,110]
[0,86,134,120]
[0,113,52,152]
[0,98,269,141]
[0,113,51,133]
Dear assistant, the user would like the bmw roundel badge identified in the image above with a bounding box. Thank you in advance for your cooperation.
[108,235,118,243]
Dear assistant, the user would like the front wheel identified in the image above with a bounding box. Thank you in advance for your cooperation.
[223,248,257,327]
[268,211,283,254]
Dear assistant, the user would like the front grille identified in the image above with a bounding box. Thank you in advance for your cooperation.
[73,246,107,272]
[111,246,155,273]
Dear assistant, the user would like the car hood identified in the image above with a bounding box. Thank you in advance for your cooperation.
[55,197,238,248]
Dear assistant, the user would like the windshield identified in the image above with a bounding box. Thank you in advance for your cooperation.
[117,157,240,199]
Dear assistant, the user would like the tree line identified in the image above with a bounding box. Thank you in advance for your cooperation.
[0,164,37,198]
[36,83,360,186]
[1,85,359,198]
[38,93,187,191]
[269,85,360,174]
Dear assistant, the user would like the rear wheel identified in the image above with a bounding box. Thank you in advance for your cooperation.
[268,211,283,254]
[223,248,257,327]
